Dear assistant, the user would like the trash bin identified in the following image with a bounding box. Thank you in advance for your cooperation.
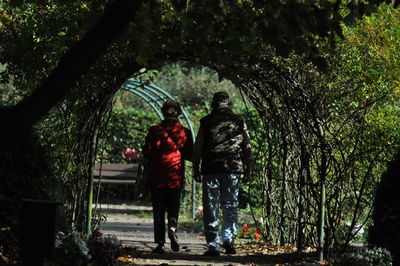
[20,199,59,266]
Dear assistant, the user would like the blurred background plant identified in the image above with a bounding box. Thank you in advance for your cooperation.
[123,148,143,164]
[333,246,392,266]
[86,228,121,266]
[54,229,121,266]
[54,232,91,266]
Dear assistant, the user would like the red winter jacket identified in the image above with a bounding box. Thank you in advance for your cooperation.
[142,119,193,188]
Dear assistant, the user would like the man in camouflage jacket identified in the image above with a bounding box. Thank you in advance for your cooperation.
[192,91,253,256]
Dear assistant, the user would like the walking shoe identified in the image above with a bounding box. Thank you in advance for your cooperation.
[203,247,220,256]
[222,241,236,254]
[152,243,165,254]
[168,229,180,252]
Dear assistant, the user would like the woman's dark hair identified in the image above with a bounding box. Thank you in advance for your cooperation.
[161,99,182,117]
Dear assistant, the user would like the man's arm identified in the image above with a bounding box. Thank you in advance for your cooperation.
[180,128,194,161]
[192,125,204,183]
[242,121,254,182]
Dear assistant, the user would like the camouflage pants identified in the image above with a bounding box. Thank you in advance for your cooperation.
[202,174,240,251]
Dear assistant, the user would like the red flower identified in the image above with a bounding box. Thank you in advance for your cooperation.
[92,228,103,237]
[124,148,134,156]
[256,228,261,235]
[124,148,142,162]
[242,224,249,233]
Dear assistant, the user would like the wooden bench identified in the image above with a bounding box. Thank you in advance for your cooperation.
[93,163,143,201]
[93,163,142,185]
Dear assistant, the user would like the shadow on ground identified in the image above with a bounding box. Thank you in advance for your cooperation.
[120,246,319,265]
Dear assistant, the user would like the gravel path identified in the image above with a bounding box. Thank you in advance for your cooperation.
[98,203,219,265]
[97,203,206,251]
[97,203,320,266]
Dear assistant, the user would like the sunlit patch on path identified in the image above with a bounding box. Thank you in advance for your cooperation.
[98,203,323,266]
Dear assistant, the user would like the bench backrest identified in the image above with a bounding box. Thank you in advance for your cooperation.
[93,163,141,180]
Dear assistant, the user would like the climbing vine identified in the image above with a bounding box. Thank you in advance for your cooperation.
[0,1,399,262]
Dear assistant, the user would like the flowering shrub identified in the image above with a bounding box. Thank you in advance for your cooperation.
[54,232,91,266]
[333,246,393,266]
[194,206,204,221]
[253,228,261,239]
[123,148,143,163]
[242,224,249,233]
[87,228,121,266]
[0,228,19,264]
[239,224,263,240]
[54,229,121,266]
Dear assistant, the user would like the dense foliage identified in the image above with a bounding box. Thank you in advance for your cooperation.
[369,151,400,264]
[0,0,399,263]
[235,5,400,254]
[98,106,158,164]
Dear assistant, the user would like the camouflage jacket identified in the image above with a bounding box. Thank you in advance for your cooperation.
[192,107,252,174]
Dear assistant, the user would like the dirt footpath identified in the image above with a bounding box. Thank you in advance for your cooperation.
[98,203,320,266]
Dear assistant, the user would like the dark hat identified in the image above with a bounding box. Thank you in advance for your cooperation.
[212,91,230,109]
[161,99,182,117]
[212,91,230,103]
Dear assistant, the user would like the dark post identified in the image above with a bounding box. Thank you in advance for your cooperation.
[20,199,59,265]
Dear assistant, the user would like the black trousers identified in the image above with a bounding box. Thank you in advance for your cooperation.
[151,187,181,244]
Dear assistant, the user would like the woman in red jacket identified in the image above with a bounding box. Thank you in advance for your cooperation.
[142,99,193,253]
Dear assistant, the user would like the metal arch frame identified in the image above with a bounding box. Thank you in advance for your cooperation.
[125,86,164,119]
[123,79,195,141]
[122,79,197,218]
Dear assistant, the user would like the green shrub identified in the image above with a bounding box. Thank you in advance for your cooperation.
[333,247,392,266]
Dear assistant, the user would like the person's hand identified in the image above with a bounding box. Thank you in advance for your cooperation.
[193,168,202,183]
[243,169,252,183]
[243,159,254,183]
[194,174,202,183]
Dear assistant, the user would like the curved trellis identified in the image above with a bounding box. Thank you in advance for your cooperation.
[235,62,331,257]
[223,54,389,260]
[123,79,195,140]
[75,54,384,262]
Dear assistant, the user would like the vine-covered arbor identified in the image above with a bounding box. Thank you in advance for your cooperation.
[1,0,399,264]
